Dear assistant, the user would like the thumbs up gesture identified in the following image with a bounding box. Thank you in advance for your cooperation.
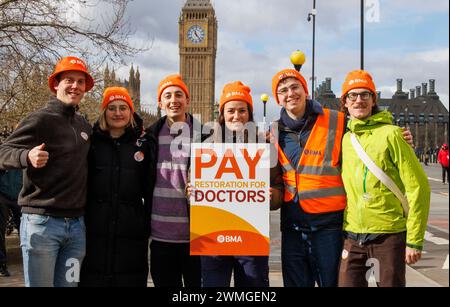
[28,143,49,168]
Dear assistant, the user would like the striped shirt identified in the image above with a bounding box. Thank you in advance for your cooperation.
[151,119,191,243]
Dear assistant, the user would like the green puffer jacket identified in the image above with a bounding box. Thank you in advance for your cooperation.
[341,110,430,250]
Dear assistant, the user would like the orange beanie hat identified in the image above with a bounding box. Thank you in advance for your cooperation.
[272,69,309,104]
[102,87,134,112]
[48,56,94,93]
[157,74,190,102]
[219,81,253,112]
[341,70,376,102]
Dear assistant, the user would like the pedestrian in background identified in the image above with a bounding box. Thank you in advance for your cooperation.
[0,168,22,277]
[438,143,449,184]
[424,148,430,166]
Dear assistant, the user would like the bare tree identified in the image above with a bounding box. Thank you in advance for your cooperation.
[1,0,146,65]
[0,0,149,121]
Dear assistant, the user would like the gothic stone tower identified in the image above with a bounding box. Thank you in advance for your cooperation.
[104,65,141,112]
[179,0,217,123]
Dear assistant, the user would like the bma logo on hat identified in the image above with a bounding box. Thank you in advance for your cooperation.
[110,95,127,101]
[349,79,368,85]
[226,92,244,98]
[279,72,296,80]
[159,81,173,91]
[69,59,86,68]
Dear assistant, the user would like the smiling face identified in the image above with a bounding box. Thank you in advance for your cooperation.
[277,77,307,119]
[105,100,132,132]
[53,71,86,105]
[345,88,375,119]
[344,88,376,120]
[159,85,190,122]
[222,100,250,132]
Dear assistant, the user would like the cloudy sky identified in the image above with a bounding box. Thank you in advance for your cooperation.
[109,0,449,122]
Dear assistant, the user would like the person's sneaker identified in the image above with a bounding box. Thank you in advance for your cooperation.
[0,264,11,277]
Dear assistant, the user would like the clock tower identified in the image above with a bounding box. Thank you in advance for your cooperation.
[179,0,217,123]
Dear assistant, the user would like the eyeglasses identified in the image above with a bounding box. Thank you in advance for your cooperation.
[107,105,130,112]
[277,84,302,96]
[346,92,373,102]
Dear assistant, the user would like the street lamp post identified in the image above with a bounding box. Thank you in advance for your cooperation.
[425,116,429,154]
[438,113,446,146]
[415,118,420,149]
[290,50,306,72]
[307,0,317,100]
[260,94,269,125]
[429,113,435,148]
[361,0,364,69]
[404,107,409,131]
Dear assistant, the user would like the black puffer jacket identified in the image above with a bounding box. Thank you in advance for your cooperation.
[80,114,155,287]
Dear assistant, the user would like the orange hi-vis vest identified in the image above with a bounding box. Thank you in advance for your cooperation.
[275,108,347,214]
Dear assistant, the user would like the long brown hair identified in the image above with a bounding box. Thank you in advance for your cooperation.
[214,104,260,143]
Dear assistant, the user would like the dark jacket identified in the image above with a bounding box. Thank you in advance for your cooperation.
[0,169,22,201]
[0,97,91,217]
[79,114,155,287]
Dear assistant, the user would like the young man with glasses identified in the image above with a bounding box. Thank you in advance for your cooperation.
[271,68,347,287]
[338,70,430,287]
[346,91,373,102]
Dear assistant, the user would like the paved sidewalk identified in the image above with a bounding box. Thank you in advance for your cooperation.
[0,262,442,287]
[2,210,445,289]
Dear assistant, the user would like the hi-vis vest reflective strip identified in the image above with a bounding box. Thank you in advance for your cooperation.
[275,108,347,214]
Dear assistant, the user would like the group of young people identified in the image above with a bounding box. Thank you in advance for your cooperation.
[0,55,430,287]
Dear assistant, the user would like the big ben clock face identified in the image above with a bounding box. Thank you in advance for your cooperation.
[187,25,205,44]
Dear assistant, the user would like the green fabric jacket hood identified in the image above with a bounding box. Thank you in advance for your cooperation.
[342,110,430,249]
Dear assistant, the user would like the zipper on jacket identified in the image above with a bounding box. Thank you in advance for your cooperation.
[363,166,368,194]
[70,117,78,146]
[358,166,369,233]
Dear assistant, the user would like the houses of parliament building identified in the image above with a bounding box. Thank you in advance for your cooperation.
[316,77,449,151]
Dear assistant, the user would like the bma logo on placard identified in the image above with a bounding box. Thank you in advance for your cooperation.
[217,235,243,243]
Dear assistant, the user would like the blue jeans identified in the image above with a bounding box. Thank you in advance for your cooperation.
[20,213,86,287]
[281,227,343,287]
[201,256,269,287]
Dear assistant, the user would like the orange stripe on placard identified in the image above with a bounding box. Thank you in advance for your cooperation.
[190,206,265,241]
[190,230,270,256]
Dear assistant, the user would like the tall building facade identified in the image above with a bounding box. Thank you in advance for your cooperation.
[179,0,217,123]
[316,78,449,151]
[104,65,160,126]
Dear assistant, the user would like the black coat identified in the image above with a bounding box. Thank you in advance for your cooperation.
[80,114,155,287]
